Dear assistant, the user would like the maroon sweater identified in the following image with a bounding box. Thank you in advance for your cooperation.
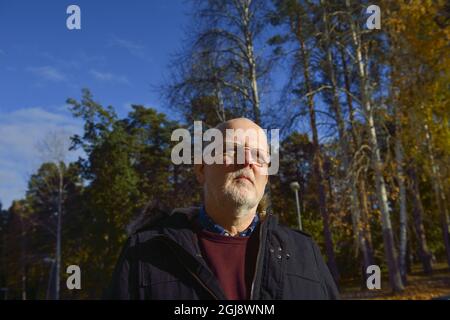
[195,224,260,300]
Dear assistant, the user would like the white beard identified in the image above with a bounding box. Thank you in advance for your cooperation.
[204,170,262,218]
[223,179,258,211]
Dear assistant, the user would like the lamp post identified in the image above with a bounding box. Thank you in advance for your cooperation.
[290,181,302,231]
[43,257,55,300]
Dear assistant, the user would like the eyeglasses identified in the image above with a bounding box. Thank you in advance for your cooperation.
[220,142,270,166]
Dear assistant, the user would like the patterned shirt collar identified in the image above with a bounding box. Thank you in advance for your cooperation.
[198,206,259,237]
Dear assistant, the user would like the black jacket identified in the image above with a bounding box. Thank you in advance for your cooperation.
[106,207,339,300]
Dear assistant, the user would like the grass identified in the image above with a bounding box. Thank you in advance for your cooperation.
[339,262,450,300]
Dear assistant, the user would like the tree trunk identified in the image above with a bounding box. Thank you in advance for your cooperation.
[394,107,408,283]
[321,0,372,279]
[423,121,450,268]
[241,0,261,124]
[339,45,375,269]
[291,13,339,282]
[407,164,433,274]
[358,178,375,264]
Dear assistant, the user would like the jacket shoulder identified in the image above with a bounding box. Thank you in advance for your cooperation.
[126,206,201,243]
[291,228,313,239]
[275,221,313,240]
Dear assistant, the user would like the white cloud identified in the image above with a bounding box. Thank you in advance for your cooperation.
[121,102,134,115]
[0,107,84,209]
[90,69,130,85]
[108,35,151,62]
[27,66,67,82]
[39,51,107,70]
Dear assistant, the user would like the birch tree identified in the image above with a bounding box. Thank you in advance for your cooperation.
[317,0,374,277]
[343,0,404,291]
[270,0,340,282]
[166,0,272,125]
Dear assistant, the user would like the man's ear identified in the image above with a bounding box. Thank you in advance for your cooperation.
[194,163,205,184]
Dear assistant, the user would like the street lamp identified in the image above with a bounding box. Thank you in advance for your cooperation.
[43,257,55,300]
[290,181,303,231]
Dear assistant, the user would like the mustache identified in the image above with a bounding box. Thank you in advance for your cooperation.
[229,169,255,183]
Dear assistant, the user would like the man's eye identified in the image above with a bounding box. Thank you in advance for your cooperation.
[256,151,270,164]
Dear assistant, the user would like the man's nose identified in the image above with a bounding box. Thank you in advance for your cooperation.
[243,148,256,166]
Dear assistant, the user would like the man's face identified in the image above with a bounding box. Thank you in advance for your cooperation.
[196,119,269,213]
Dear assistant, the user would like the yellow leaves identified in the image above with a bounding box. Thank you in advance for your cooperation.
[341,262,450,300]
[386,0,450,167]
[385,0,447,60]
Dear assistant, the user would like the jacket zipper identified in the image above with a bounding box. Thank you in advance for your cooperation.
[250,216,266,300]
[153,236,221,300]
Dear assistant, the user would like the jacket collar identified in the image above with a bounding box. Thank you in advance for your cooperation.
[198,206,259,237]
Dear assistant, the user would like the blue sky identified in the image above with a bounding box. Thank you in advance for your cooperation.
[0,0,191,208]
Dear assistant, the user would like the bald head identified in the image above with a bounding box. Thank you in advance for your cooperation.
[215,117,261,131]
[214,118,269,156]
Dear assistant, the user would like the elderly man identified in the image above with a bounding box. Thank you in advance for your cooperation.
[107,118,339,300]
